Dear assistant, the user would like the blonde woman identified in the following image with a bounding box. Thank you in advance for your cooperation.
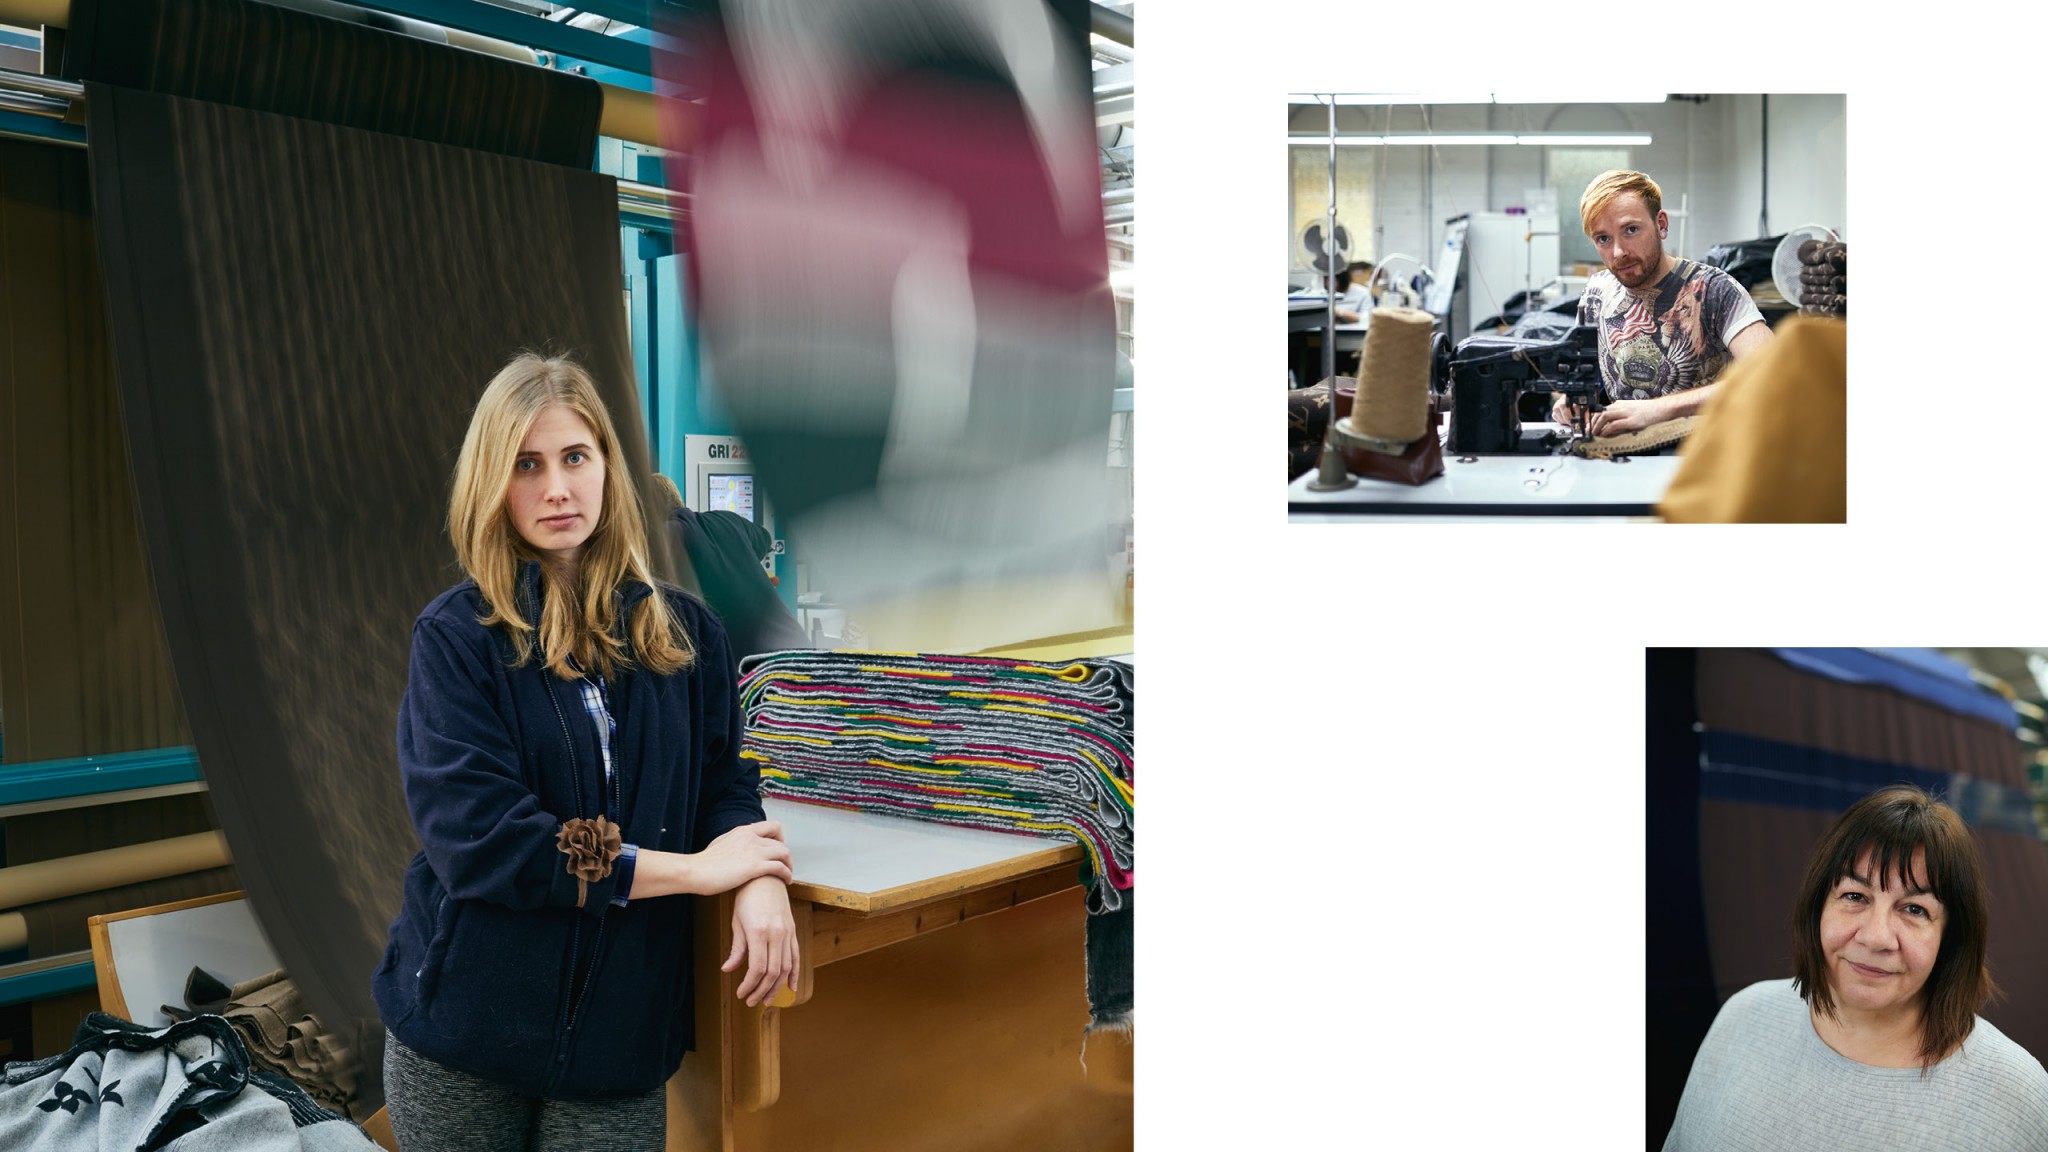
[373,353,796,1150]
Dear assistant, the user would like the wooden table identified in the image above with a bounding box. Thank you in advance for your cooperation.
[669,800,1132,1151]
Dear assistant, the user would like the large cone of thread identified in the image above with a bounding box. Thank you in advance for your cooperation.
[1350,306,1435,446]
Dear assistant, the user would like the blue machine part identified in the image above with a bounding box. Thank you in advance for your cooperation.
[0,747,203,809]
[0,109,86,148]
[0,960,97,1006]
[1767,648,2019,731]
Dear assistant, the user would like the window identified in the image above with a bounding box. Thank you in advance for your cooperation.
[1546,148,1632,269]
[1288,146,1375,284]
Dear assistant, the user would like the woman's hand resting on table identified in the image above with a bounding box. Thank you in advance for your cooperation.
[725,875,798,1006]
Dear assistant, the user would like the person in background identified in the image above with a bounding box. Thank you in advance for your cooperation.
[1334,260,1375,323]
[651,472,811,661]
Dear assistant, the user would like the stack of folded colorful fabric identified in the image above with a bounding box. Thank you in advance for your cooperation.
[738,651,1134,911]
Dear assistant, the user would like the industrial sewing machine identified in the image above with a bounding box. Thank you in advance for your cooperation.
[1440,324,1606,454]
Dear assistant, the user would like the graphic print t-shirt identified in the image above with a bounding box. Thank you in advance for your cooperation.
[1578,258,1764,401]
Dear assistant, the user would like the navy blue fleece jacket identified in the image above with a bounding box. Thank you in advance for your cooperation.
[372,563,763,1099]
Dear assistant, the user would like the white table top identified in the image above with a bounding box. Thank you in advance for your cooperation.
[767,797,1078,912]
[1288,452,1681,517]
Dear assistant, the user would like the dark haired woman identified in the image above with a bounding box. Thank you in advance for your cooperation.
[1662,785,2048,1149]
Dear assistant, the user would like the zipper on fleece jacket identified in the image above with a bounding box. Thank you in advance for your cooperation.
[541,630,609,1086]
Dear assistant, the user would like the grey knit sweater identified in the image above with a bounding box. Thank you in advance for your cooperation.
[1664,979,2048,1151]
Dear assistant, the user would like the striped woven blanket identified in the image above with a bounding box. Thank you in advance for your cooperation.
[737,651,1135,910]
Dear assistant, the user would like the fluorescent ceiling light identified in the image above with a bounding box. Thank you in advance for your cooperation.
[1290,93,1491,104]
[1385,134,1515,145]
[1493,93,1667,105]
[1520,134,1653,145]
[1108,268,1135,291]
[1288,92,1667,106]
[1288,134,1652,147]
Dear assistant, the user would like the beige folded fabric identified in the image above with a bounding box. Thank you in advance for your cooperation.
[170,966,364,1120]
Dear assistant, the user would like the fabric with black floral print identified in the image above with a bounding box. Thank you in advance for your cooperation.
[0,1012,376,1150]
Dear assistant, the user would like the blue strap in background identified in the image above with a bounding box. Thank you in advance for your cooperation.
[1767,648,2018,732]
[1699,729,2042,840]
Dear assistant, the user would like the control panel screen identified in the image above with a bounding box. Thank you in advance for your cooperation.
[707,473,755,521]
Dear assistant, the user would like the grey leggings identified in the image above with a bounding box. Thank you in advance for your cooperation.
[382,1031,665,1152]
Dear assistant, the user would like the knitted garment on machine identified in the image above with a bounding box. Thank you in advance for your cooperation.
[1568,414,1699,458]
[738,651,1135,910]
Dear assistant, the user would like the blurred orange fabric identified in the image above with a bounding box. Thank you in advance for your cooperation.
[1659,315,1847,523]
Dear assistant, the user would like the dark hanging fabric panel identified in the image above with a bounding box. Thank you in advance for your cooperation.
[62,0,601,170]
[1668,648,2048,1095]
[82,6,653,1109]
[0,138,191,764]
[1698,647,2029,784]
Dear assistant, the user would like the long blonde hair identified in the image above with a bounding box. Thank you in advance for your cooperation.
[449,352,693,679]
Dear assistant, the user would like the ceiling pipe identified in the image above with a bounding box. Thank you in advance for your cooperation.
[0,0,62,24]
[0,0,541,65]
[1089,3,1132,47]
[0,2,658,146]
[1090,38,1133,64]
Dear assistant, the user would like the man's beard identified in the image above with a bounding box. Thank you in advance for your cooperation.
[1609,253,1661,290]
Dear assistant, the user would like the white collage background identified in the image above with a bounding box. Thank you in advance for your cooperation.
[1140,0,2002,1146]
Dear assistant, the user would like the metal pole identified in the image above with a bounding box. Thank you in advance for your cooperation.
[1758,95,1769,237]
[1324,96,1337,387]
[1304,93,1354,491]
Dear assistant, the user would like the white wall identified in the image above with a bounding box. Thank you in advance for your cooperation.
[1286,95,1847,278]
[1718,94,1848,244]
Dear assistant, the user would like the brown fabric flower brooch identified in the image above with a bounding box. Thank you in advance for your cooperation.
[556,815,623,909]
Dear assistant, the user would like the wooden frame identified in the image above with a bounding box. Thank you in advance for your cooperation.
[84,888,247,1019]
